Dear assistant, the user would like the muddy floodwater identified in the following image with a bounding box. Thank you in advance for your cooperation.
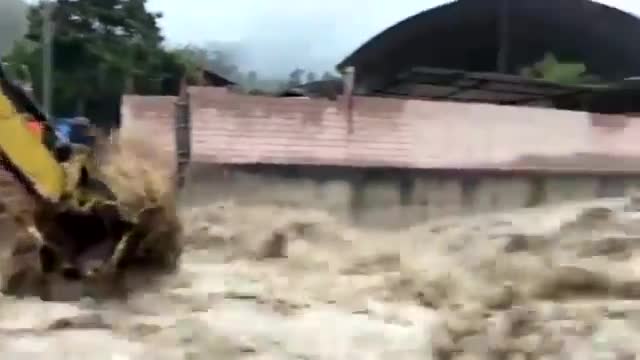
[2,198,640,359]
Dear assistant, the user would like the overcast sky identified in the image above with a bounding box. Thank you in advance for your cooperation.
[144,0,640,76]
[27,0,640,76]
[146,0,432,75]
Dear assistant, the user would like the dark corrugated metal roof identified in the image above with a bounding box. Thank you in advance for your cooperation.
[372,67,640,113]
[202,69,236,87]
[337,0,640,85]
[278,79,343,100]
[373,67,585,104]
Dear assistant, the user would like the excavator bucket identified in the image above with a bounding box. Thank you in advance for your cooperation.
[0,65,181,298]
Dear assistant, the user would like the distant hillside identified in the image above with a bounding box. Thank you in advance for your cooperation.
[0,0,28,56]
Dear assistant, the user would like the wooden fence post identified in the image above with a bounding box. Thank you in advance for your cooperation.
[174,77,191,190]
[343,66,355,134]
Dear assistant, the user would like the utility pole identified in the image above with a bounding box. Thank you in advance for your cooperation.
[496,0,509,73]
[42,1,55,117]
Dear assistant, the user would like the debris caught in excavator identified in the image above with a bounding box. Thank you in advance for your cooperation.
[0,63,182,299]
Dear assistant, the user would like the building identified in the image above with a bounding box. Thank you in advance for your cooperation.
[337,0,640,97]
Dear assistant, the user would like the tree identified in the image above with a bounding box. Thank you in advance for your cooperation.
[288,68,305,87]
[171,45,209,85]
[520,52,600,85]
[246,70,258,88]
[321,71,338,81]
[306,71,317,83]
[17,0,185,128]
[207,49,239,79]
[2,39,36,96]
[0,0,28,56]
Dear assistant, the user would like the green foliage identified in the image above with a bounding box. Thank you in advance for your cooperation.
[3,0,187,128]
[246,71,258,88]
[3,0,338,125]
[207,49,239,78]
[2,39,36,83]
[169,43,333,93]
[287,68,305,87]
[170,45,208,84]
[321,71,339,81]
[520,52,600,85]
[306,71,317,83]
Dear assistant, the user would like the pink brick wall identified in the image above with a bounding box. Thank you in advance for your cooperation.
[121,87,640,174]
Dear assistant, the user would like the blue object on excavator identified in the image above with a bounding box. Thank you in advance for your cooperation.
[55,119,72,144]
[54,117,94,147]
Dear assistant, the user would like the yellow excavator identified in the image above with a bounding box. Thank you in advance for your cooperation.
[0,63,181,297]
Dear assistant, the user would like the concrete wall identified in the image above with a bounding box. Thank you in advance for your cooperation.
[183,163,640,228]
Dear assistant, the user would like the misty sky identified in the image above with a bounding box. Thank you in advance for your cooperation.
[26,0,640,76]
[146,0,434,75]
[144,0,640,76]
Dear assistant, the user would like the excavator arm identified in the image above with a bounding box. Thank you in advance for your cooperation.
[0,87,66,202]
[0,63,181,293]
